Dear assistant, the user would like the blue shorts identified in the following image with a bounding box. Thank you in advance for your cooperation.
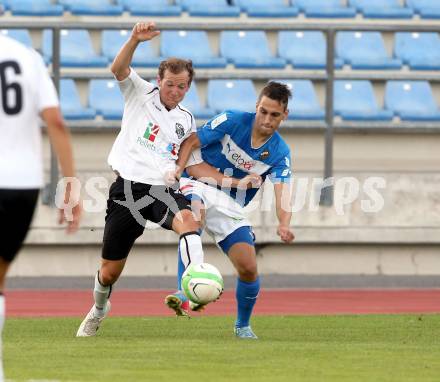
[218,225,255,254]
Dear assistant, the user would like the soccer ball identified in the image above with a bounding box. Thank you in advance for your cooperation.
[181,263,224,305]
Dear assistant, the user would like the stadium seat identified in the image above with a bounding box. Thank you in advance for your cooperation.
[182,82,215,119]
[43,29,108,67]
[161,31,227,68]
[4,0,64,16]
[385,81,440,121]
[220,31,286,69]
[406,0,440,19]
[60,79,96,120]
[278,31,343,69]
[88,79,124,120]
[118,0,182,16]
[349,0,413,18]
[235,0,299,17]
[176,0,240,17]
[394,32,440,70]
[294,0,356,18]
[1,29,33,48]
[334,80,393,121]
[60,0,123,16]
[207,80,257,113]
[102,30,163,68]
[280,80,325,121]
[336,32,402,69]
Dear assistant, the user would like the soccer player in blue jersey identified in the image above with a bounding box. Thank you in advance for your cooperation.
[165,81,294,339]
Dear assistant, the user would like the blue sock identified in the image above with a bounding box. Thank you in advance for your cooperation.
[177,246,185,290]
[235,277,260,328]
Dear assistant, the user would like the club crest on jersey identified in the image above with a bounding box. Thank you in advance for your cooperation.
[259,150,270,160]
[175,123,185,139]
[144,122,160,142]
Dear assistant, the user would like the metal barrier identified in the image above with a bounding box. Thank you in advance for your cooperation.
[2,20,440,206]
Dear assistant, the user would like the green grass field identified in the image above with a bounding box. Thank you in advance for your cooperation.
[4,314,440,382]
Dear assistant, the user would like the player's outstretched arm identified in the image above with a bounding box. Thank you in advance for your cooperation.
[186,163,261,189]
[42,107,81,233]
[175,133,201,178]
[274,182,294,243]
[111,21,160,81]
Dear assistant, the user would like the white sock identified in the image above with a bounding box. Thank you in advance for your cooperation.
[179,231,204,269]
[0,294,5,382]
[93,272,111,318]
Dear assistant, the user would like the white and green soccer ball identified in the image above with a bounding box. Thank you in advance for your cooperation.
[181,263,224,305]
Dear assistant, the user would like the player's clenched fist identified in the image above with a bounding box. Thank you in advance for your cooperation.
[131,22,160,42]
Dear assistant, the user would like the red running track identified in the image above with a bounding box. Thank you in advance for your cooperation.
[6,289,440,317]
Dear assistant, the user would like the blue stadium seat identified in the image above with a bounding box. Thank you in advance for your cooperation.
[176,0,240,17]
[349,0,413,18]
[220,31,286,69]
[118,0,182,16]
[294,0,356,18]
[102,30,163,68]
[5,0,64,16]
[336,32,402,69]
[161,31,227,68]
[385,81,440,121]
[406,0,440,19]
[334,80,393,121]
[182,83,215,119]
[43,29,108,67]
[207,80,257,113]
[235,0,298,17]
[60,79,96,120]
[279,80,324,121]
[60,0,123,16]
[88,79,124,120]
[394,32,440,70]
[1,29,33,48]
[278,31,343,69]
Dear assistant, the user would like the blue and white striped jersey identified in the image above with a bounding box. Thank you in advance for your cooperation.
[186,109,292,207]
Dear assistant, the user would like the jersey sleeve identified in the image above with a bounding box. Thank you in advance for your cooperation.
[268,151,292,184]
[33,50,59,111]
[186,147,204,167]
[118,67,155,100]
[197,111,235,147]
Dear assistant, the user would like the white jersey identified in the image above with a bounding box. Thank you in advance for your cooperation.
[108,68,196,185]
[0,35,59,189]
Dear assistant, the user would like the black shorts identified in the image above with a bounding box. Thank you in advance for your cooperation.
[102,176,191,261]
[0,188,39,262]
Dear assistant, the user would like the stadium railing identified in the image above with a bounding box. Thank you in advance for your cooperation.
[2,20,440,207]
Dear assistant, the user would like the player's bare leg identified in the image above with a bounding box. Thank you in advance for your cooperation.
[77,259,125,337]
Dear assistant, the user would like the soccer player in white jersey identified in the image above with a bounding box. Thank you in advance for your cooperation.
[0,34,81,379]
[165,82,295,339]
[76,22,206,337]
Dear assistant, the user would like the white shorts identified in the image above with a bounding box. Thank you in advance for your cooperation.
[179,178,251,244]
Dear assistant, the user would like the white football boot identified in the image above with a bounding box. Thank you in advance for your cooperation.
[76,301,111,337]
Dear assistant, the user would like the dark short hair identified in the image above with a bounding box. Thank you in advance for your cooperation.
[258,81,292,109]
[158,57,194,86]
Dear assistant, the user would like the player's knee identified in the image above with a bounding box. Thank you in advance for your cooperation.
[99,269,119,285]
[238,264,258,282]
[174,209,200,232]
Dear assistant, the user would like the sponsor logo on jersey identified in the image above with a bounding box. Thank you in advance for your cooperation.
[143,122,160,142]
[224,141,254,171]
[175,123,185,139]
[210,113,227,129]
[221,135,271,175]
[167,143,178,156]
[259,150,270,160]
